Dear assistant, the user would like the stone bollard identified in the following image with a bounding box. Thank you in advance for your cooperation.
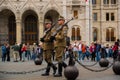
[64,65,79,80]
[99,58,109,67]
[34,57,42,65]
[112,61,120,75]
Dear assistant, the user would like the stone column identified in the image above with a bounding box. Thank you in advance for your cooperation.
[100,0,103,43]
[118,0,120,40]
[90,0,92,44]
[62,0,67,19]
[38,13,44,44]
[85,0,92,45]
[16,19,21,44]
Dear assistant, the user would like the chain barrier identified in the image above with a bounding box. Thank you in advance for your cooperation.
[73,56,114,72]
[0,57,114,74]
[77,58,114,67]
[73,52,98,67]
[79,61,98,67]
[0,67,46,75]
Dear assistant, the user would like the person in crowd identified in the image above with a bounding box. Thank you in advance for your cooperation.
[1,43,7,62]
[112,41,119,61]
[81,43,87,60]
[36,43,43,60]
[117,46,120,61]
[73,41,78,46]
[86,45,91,60]
[66,36,70,47]
[115,39,119,46]
[105,44,109,58]
[6,43,10,61]
[108,46,113,58]
[89,42,96,61]
[19,43,22,61]
[21,43,27,62]
[26,43,31,60]
[31,43,37,61]
[78,41,82,61]
[72,45,78,60]
[12,42,20,62]
[95,42,101,61]
[64,46,69,59]
[100,47,107,58]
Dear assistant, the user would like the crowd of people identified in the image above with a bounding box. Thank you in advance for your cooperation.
[1,40,120,62]
[64,39,120,62]
[1,42,43,62]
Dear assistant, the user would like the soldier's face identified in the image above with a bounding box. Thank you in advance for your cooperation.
[58,19,65,25]
[45,23,51,29]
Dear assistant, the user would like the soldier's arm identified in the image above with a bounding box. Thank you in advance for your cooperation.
[55,31,64,40]
[63,25,69,37]
[44,32,51,41]
[56,25,68,39]
[44,38,50,41]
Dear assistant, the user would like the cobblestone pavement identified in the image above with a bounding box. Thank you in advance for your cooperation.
[0,58,120,80]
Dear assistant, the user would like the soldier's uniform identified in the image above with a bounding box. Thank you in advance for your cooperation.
[41,19,57,76]
[52,16,68,77]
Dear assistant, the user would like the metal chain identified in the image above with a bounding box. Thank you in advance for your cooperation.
[0,67,46,75]
[73,56,114,72]
[79,61,98,67]
[0,57,113,74]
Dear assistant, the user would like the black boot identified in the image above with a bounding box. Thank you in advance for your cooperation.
[51,63,57,75]
[41,64,50,76]
[54,63,62,77]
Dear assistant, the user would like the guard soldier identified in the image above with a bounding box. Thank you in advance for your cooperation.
[52,16,68,77]
[41,19,57,76]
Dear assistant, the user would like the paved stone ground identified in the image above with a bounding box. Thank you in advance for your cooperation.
[0,58,120,80]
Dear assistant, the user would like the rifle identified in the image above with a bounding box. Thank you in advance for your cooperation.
[51,17,74,37]
[40,22,57,42]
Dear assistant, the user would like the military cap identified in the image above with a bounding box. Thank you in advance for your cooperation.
[58,15,65,21]
[44,19,52,24]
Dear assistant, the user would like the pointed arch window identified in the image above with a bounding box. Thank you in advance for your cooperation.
[24,15,38,44]
[106,28,115,41]
[92,0,96,4]
[111,28,115,41]
[71,27,75,40]
[8,15,16,45]
[103,0,109,4]
[73,10,78,19]
[71,27,81,41]
[111,0,116,4]
[106,28,110,41]
[93,28,97,41]
[77,28,81,40]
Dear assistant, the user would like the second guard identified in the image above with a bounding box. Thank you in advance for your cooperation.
[51,16,68,77]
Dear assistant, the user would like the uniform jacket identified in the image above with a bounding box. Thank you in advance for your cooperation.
[43,30,54,50]
[53,24,68,48]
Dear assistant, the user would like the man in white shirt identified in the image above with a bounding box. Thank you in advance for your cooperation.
[78,41,82,60]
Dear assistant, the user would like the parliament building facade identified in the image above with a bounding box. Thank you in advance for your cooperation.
[0,0,120,46]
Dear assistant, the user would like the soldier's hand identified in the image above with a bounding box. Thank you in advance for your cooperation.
[40,38,44,42]
[50,36,55,42]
